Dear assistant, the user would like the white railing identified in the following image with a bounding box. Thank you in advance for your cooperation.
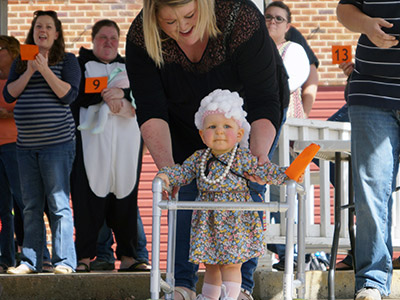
[263,118,400,253]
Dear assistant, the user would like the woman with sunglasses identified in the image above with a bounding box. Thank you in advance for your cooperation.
[3,10,80,274]
[265,1,310,119]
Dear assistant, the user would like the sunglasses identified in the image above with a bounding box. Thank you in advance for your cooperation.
[265,14,287,24]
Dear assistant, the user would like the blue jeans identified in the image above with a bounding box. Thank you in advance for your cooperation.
[349,105,399,296]
[0,143,22,267]
[136,210,149,263]
[96,208,149,264]
[17,141,77,271]
[314,104,349,187]
[96,222,116,263]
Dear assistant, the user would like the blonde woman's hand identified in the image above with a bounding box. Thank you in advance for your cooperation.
[244,153,270,185]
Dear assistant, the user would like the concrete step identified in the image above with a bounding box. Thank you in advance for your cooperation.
[0,269,399,300]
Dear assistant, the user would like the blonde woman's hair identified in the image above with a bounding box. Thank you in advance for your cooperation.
[143,0,220,68]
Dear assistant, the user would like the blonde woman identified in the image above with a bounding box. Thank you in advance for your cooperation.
[126,0,283,299]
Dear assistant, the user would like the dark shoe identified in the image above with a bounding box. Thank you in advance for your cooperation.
[42,262,54,273]
[0,264,8,274]
[118,262,150,272]
[336,260,353,270]
[272,259,297,271]
[393,257,400,269]
[75,262,90,273]
[90,260,115,271]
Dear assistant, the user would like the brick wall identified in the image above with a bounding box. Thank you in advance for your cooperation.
[7,0,359,86]
[6,0,357,267]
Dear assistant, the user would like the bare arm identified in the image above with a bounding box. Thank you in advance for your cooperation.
[302,64,319,118]
[336,3,398,49]
[6,61,35,98]
[249,118,276,164]
[140,118,175,169]
[35,53,71,98]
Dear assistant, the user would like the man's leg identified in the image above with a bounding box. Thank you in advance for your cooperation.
[350,105,399,297]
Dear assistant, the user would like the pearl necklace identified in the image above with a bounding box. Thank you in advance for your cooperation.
[199,144,238,185]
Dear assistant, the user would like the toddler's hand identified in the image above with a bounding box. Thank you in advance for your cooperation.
[297,172,305,183]
[157,173,170,188]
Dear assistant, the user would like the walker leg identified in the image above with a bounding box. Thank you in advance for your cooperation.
[297,191,306,299]
[283,180,296,300]
[165,207,177,300]
[151,178,163,300]
[328,152,342,300]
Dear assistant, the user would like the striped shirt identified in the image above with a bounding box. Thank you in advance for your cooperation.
[339,0,400,110]
[3,53,81,148]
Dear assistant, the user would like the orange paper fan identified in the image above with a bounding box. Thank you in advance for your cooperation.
[20,45,39,61]
[285,143,321,182]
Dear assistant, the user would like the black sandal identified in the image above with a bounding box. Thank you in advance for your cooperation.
[76,262,90,273]
[0,263,8,274]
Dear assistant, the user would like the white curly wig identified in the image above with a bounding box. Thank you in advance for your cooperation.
[194,89,251,148]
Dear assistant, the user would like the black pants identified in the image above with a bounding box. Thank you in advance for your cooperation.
[71,131,142,260]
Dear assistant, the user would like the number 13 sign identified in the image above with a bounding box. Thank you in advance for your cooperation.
[85,77,108,93]
[332,45,352,64]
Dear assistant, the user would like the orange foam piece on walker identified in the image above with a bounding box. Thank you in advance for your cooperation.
[285,143,321,182]
[20,45,39,60]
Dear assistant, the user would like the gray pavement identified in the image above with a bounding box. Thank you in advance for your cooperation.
[0,269,399,300]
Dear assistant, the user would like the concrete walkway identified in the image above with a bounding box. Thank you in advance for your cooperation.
[0,269,399,300]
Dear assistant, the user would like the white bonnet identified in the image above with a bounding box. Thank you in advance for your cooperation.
[194,89,251,148]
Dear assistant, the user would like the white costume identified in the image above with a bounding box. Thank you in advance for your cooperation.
[278,41,310,118]
[80,61,141,199]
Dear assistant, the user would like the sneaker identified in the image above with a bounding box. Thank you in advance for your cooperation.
[7,264,36,275]
[355,288,381,300]
[272,259,297,271]
[238,288,254,300]
[54,265,73,274]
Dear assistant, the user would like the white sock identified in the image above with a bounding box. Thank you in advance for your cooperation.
[221,281,241,299]
[202,282,221,300]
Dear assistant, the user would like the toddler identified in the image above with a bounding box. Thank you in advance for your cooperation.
[156,89,293,300]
